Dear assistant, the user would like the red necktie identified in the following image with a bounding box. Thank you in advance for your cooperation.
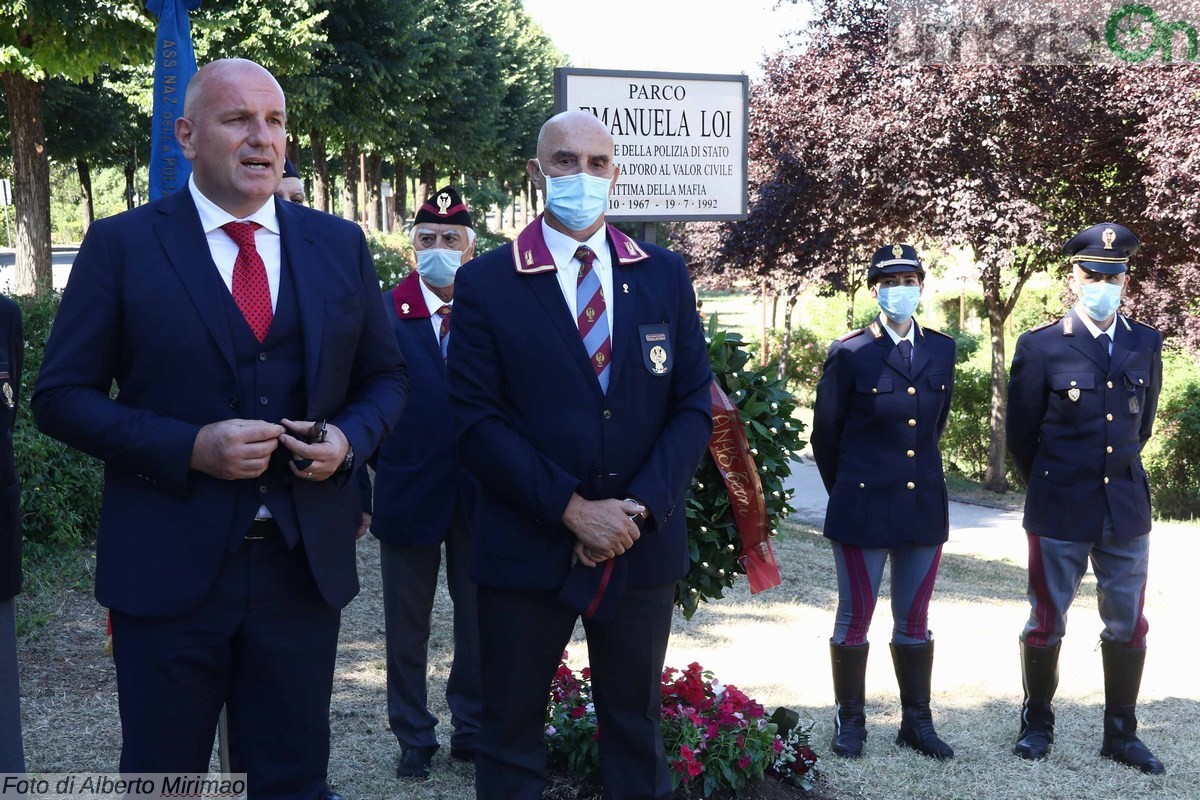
[222,221,273,343]
[436,304,451,362]
[575,246,611,392]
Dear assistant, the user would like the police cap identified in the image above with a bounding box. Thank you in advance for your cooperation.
[415,185,473,229]
[867,243,924,285]
[1063,223,1139,275]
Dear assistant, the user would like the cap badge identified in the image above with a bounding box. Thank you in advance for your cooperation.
[1102,227,1116,250]
[436,193,451,215]
[892,244,904,258]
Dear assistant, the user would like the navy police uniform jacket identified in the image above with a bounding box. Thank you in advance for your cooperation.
[811,318,956,548]
[371,272,460,548]
[31,190,408,617]
[0,296,21,602]
[1007,309,1162,543]
[447,217,713,591]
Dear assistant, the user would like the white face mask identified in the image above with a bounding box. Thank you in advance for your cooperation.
[1076,281,1123,321]
[415,248,463,288]
[538,161,612,231]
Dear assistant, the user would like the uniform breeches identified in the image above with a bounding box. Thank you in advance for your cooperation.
[1022,514,1150,649]
[831,543,943,646]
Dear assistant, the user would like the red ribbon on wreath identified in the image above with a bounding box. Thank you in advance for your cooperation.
[707,380,781,594]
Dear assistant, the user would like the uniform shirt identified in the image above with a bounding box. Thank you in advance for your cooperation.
[541,218,616,342]
[1073,304,1118,355]
[877,313,916,351]
[418,277,451,343]
[189,175,282,311]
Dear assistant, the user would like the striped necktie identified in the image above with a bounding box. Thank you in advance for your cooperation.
[436,304,451,362]
[575,246,611,392]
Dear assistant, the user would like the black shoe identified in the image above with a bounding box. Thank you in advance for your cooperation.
[450,746,476,763]
[396,744,439,778]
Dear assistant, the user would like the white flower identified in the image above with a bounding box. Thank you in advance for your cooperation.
[546,725,557,736]
[586,702,595,714]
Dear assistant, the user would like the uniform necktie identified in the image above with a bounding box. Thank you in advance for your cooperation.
[221,221,273,343]
[575,246,611,392]
[1098,332,1112,370]
[898,339,913,373]
[436,304,452,362]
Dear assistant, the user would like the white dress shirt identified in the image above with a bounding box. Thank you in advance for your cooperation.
[188,175,282,311]
[541,218,615,342]
[1074,305,1119,355]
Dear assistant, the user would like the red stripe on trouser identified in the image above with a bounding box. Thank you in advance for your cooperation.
[1128,582,1149,649]
[584,559,615,619]
[843,546,876,646]
[905,545,942,639]
[1025,536,1055,647]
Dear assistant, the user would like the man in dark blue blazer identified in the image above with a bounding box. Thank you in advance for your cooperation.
[448,110,713,800]
[32,59,407,798]
[0,295,23,772]
[1007,223,1164,774]
[373,186,481,779]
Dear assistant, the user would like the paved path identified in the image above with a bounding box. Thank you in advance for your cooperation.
[784,448,1029,564]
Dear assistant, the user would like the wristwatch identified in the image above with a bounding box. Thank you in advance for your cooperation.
[339,446,355,472]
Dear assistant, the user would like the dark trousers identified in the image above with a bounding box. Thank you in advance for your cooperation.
[379,507,481,751]
[475,582,675,800]
[110,534,340,800]
[0,597,24,772]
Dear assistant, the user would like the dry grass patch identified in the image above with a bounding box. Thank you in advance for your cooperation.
[16,515,1200,799]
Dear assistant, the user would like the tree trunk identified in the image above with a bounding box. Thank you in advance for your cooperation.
[310,130,329,213]
[777,293,798,383]
[771,293,780,329]
[521,177,530,226]
[983,273,1009,493]
[77,157,94,237]
[509,186,517,229]
[2,72,52,295]
[393,159,408,227]
[341,142,360,223]
[358,152,368,226]
[365,153,383,232]
[417,160,436,203]
[124,157,136,210]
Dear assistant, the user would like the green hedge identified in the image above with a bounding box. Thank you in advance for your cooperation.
[14,293,105,553]
[1141,348,1200,519]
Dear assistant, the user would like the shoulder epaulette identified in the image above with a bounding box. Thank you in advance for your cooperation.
[837,328,866,343]
[1123,315,1157,332]
[1030,318,1059,334]
[921,325,954,341]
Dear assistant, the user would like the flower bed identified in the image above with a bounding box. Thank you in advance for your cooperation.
[546,653,819,799]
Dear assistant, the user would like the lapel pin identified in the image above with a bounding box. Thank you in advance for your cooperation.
[401,303,410,314]
[622,283,629,294]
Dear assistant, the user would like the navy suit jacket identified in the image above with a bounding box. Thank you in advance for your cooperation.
[811,318,956,548]
[32,190,407,617]
[371,272,459,548]
[1007,309,1162,543]
[0,296,22,601]
[447,217,713,591]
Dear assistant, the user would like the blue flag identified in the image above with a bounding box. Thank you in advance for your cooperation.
[146,0,201,201]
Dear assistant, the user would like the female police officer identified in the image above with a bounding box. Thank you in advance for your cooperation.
[811,244,957,760]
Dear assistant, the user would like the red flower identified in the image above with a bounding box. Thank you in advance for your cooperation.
[737,755,752,770]
[570,705,587,719]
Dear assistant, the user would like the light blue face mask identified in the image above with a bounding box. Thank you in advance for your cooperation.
[540,162,612,231]
[876,285,921,324]
[415,248,463,288]
[1078,281,1123,321]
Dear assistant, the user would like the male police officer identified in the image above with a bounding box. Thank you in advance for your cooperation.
[373,187,480,779]
[1007,223,1164,774]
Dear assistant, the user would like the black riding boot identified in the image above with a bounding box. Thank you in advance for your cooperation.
[1014,639,1059,760]
[830,641,869,758]
[1099,640,1165,775]
[891,640,954,760]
